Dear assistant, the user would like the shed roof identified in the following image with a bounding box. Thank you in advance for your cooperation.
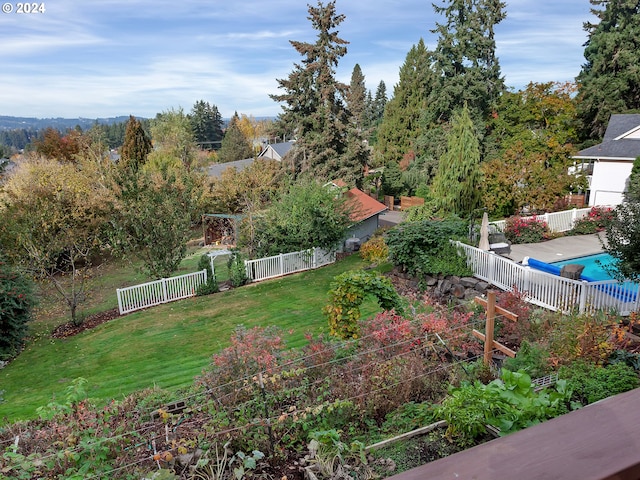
[345,187,387,223]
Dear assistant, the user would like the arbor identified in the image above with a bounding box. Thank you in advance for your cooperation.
[253,180,351,257]
[431,105,482,217]
[271,1,363,184]
[217,112,254,163]
[119,115,152,173]
[190,100,224,149]
[576,0,640,140]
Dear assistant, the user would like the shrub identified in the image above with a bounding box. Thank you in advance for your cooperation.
[569,206,614,235]
[504,216,550,244]
[359,235,389,264]
[0,257,36,359]
[386,218,470,277]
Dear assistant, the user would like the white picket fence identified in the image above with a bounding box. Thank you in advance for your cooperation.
[245,247,336,283]
[456,242,640,316]
[116,270,207,315]
[490,207,592,233]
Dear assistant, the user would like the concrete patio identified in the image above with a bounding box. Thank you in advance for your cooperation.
[507,233,606,264]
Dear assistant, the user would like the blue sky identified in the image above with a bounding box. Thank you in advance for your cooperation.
[1,0,594,119]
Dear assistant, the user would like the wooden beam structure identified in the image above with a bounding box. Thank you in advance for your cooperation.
[473,291,518,364]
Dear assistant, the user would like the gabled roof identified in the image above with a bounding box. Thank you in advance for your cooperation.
[575,114,640,160]
[258,141,294,161]
[207,158,255,178]
[345,187,387,223]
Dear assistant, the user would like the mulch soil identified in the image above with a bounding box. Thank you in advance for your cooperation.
[51,308,121,338]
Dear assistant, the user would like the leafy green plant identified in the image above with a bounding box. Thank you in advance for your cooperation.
[385,218,470,277]
[437,369,572,446]
[559,360,640,406]
[503,340,551,379]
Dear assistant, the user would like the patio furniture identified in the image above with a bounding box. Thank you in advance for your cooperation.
[488,225,511,255]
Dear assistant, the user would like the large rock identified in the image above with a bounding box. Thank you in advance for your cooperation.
[460,277,479,288]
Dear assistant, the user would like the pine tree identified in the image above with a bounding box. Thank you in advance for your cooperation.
[576,0,640,140]
[376,39,434,166]
[119,115,152,173]
[271,1,360,183]
[431,105,481,216]
[427,0,506,126]
[346,64,367,130]
[190,100,224,149]
[218,112,254,163]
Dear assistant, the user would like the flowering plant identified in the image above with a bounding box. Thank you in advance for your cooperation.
[569,206,614,235]
[504,216,550,244]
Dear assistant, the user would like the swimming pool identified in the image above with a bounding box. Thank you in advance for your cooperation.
[551,252,617,281]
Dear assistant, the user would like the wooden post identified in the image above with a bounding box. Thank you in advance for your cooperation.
[473,291,519,365]
[484,291,496,365]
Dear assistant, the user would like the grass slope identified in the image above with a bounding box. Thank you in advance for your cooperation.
[0,254,383,423]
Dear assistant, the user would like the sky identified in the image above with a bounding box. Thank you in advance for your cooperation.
[1,0,596,120]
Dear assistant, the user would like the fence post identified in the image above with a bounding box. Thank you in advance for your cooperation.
[116,288,124,315]
[523,266,531,293]
[244,259,251,281]
[279,253,284,276]
[484,291,497,365]
[313,247,317,269]
[162,277,168,303]
[578,280,588,314]
[488,252,496,286]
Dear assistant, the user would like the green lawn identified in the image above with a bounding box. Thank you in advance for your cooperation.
[0,254,385,423]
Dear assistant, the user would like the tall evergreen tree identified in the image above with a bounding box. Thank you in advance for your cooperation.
[218,112,254,163]
[426,0,506,126]
[431,105,481,216]
[119,115,152,173]
[190,100,224,149]
[376,39,434,166]
[346,64,367,130]
[373,80,388,124]
[576,0,640,140]
[271,1,363,183]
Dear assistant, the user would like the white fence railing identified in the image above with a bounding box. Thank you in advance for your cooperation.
[245,247,336,283]
[456,242,640,316]
[116,270,207,315]
[490,207,592,233]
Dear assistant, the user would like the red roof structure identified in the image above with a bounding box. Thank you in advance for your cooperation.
[345,187,387,223]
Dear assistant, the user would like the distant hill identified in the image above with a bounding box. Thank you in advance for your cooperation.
[0,115,137,131]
